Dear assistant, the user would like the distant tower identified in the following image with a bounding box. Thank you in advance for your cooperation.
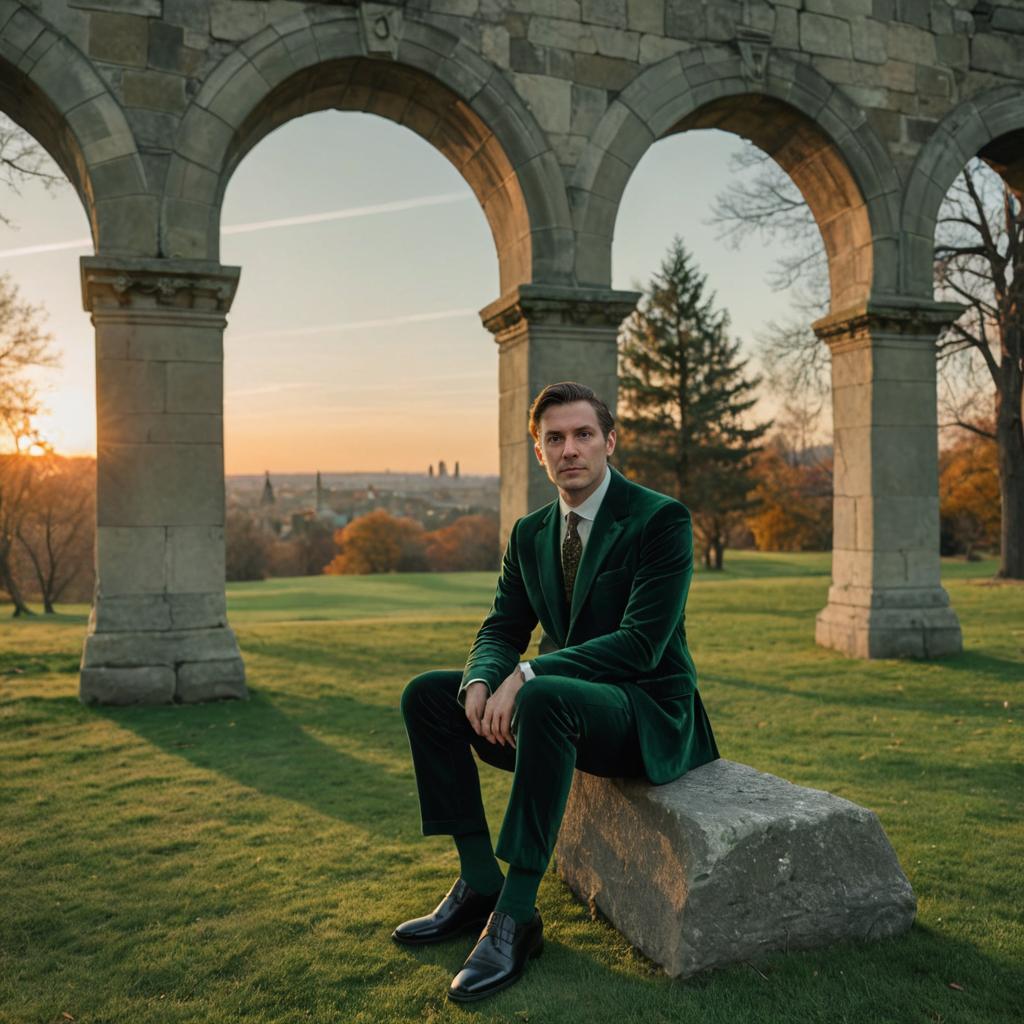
[315,470,328,514]
[260,471,275,507]
[438,459,448,478]
[454,461,460,479]
[428,464,434,477]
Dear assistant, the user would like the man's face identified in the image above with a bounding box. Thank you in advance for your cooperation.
[534,400,616,504]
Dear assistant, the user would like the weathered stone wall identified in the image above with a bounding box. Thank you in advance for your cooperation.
[1,0,1020,696]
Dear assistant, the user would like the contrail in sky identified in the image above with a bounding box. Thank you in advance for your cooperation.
[230,307,478,340]
[0,192,472,260]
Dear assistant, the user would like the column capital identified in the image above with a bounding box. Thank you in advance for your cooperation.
[480,284,641,344]
[812,297,964,352]
[81,256,241,316]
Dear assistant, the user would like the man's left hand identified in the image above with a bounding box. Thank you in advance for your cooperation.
[481,667,525,747]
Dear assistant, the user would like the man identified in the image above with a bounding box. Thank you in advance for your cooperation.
[394,381,719,1003]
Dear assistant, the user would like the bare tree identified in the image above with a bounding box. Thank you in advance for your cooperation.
[0,114,65,229]
[16,455,94,613]
[0,453,35,615]
[711,147,1023,578]
[0,272,57,449]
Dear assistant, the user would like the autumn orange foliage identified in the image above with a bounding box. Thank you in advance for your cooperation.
[939,431,1000,558]
[745,444,833,552]
[325,508,428,575]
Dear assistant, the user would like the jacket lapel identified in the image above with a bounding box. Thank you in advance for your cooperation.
[567,467,631,633]
[534,500,567,644]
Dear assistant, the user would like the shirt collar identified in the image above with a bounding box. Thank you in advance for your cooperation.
[559,464,611,523]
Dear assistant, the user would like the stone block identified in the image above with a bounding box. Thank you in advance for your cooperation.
[168,591,228,630]
[583,0,627,28]
[103,411,222,446]
[166,525,226,592]
[80,666,176,705]
[176,659,248,703]
[799,13,852,59]
[774,7,799,49]
[513,73,573,134]
[123,70,187,113]
[97,442,224,527]
[992,7,1024,33]
[555,760,916,978]
[575,52,637,90]
[210,0,267,41]
[87,10,147,66]
[97,358,167,417]
[147,19,185,72]
[81,626,241,668]
[29,37,105,113]
[528,16,597,53]
[664,0,703,40]
[93,593,172,631]
[627,0,663,35]
[571,82,608,136]
[851,16,887,63]
[971,34,1018,75]
[592,24,639,60]
[166,361,222,414]
[638,34,690,62]
[886,21,935,64]
[97,526,167,595]
[66,93,136,165]
[124,322,224,363]
[89,154,147,199]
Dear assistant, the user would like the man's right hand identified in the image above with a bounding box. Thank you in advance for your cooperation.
[463,681,489,737]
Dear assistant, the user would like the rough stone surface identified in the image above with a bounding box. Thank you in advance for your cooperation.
[555,759,917,978]
[80,666,176,705]
[176,658,248,702]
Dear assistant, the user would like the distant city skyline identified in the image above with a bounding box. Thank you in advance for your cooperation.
[1,111,801,473]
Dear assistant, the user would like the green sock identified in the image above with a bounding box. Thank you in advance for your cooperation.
[495,865,543,925]
[453,831,504,895]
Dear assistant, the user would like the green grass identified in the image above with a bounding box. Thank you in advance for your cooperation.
[1,551,1021,1023]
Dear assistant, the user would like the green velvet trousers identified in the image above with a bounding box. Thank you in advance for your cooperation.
[400,670,647,874]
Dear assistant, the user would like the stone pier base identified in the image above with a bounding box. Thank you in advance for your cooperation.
[555,759,916,979]
[80,626,247,705]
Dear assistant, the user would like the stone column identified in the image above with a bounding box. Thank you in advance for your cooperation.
[480,284,640,541]
[79,256,247,704]
[813,299,964,659]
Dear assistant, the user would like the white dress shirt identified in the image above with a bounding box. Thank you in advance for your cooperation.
[469,465,612,691]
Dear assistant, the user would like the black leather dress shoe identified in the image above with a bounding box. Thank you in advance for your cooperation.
[447,909,543,1003]
[391,878,500,946]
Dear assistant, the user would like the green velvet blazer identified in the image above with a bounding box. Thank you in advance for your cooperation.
[459,465,720,785]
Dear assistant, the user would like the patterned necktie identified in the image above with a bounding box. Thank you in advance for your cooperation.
[562,511,583,606]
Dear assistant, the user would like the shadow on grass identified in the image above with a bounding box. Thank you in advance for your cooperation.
[99,688,424,837]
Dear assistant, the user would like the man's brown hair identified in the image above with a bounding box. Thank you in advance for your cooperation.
[528,381,614,441]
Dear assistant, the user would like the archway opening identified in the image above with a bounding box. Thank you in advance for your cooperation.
[218,105,502,581]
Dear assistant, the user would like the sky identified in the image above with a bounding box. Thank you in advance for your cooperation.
[0,111,802,474]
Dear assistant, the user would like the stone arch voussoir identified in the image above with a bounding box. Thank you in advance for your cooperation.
[162,9,572,293]
[901,86,1024,298]
[0,2,150,256]
[572,49,899,310]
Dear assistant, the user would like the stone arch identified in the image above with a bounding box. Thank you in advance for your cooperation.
[0,3,149,255]
[901,85,1024,298]
[572,50,899,313]
[162,8,573,293]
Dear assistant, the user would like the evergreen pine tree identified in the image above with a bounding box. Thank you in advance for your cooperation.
[617,236,772,569]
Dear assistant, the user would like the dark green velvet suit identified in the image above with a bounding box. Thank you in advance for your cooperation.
[458,464,719,785]
[400,464,719,874]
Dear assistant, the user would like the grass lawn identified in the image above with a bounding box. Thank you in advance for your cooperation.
[1,551,1021,1023]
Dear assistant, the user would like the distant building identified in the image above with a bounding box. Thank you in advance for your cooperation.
[454,461,460,479]
[428,464,434,477]
[260,470,275,507]
[438,459,448,477]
